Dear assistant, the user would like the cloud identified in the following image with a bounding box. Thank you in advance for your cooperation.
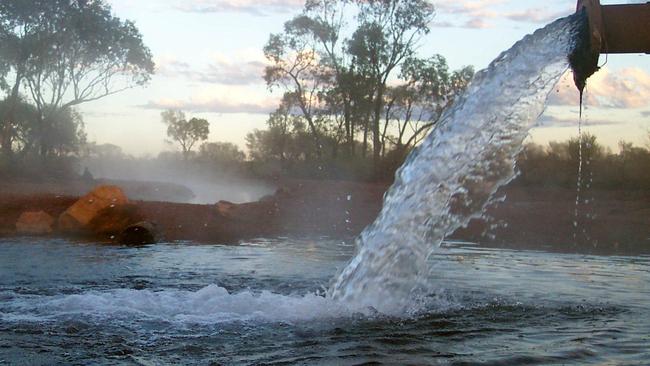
[548,67,650,109]
[175,0,303,16]
[140,97,278,114]
[464,18,492,29]
[156,58,193,78]
[504,8,568,23]
[84,111,128,118]
[156,54,267,86]
[642,111,650,118]
[536,114,619,128]
[432,1,573,28]
[200,59,266,85]
[433,0,500,28]
[430,21,455,28]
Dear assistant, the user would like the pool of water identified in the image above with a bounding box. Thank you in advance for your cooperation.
[1,238,649,365]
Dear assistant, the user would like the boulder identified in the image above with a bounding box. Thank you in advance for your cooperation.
[15,211,55,235]
[215,200,236,218]
[87,204,144,237]
[119,221,162,245]
[58,185,129,233]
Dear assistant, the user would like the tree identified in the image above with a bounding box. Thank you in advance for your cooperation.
[0,97,85,163]
[198,142,245,169]
[0,0,154,160]
[161,110,210,160]
[39,106,87,157]
[390,56,474,150]
[263,22,330,156]
[0,97,38,159]
[348,0,435,172]
[567,133,604,165]
[257,0,474,180]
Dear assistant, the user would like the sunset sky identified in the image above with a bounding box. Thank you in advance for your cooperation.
[80,0,650,156]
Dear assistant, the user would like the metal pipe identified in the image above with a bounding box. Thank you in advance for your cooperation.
[600,4,650,54]
[577,0,650,55]
[571,0,650,91]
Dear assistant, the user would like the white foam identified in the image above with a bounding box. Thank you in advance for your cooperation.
[1,284,464,325]
[3,285,361,325]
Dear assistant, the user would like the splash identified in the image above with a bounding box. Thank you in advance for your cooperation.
[1,286,352,325]
[0,284,460,326]
[328,14,587,315]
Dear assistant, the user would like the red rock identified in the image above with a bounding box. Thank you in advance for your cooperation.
[87,204,144,237]
[16,211,55,235]
[58,185,129,233]
[215,201,236,217]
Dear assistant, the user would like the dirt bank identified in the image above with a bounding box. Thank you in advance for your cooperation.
[1,179,648,254]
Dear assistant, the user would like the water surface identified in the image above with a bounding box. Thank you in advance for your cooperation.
[1,238,648,365]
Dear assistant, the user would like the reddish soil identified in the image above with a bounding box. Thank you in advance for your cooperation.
[1,178,648,254]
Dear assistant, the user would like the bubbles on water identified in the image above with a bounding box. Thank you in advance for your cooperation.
[0,285,460,326]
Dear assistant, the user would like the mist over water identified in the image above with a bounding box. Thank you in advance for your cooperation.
[328,15,585,314]
[83,157,274,204]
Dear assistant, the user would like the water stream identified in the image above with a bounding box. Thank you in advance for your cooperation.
[328,14,588,314]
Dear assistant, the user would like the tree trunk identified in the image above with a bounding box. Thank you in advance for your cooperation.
[1,73,23,161]
[344,98,352,157]
[372,85,384,176]
[362,119,368,158]
[37,111,49,162]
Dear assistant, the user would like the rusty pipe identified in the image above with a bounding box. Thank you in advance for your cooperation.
[571,0,650,91]
[577,0,650,54]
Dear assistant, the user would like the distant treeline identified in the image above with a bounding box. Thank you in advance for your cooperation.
[64,133,650,191]
[516,134,650,190]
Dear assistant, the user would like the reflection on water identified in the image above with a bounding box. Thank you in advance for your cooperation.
[1,238,649,365]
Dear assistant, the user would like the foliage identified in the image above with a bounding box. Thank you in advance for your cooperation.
[0,97,84,160]
[0,0,154,162]
[161,110,210,160]
[0,0,154,108]
[517,135,650,190]
[197,142,246,169]
[259,0,473,179]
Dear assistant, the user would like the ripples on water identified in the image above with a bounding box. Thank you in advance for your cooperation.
[1,238,649,365]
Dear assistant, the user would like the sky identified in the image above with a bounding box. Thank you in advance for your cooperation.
[79,0,650,156]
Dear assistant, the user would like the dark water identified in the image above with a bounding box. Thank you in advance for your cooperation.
[1,238,649,365]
